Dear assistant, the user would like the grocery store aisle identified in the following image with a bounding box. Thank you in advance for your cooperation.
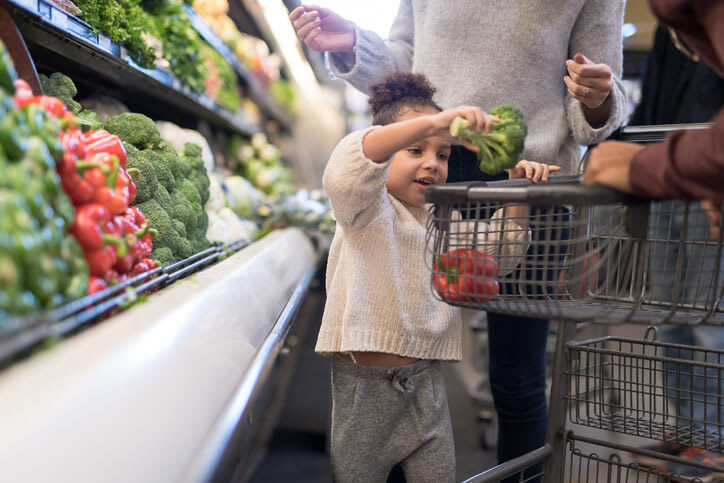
[249,299,496,483]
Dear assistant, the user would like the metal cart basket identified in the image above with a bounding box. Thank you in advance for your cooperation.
[424,178,724,482]
[425,177,724,326]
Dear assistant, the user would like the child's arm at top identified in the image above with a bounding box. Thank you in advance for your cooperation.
[362,106,496,163]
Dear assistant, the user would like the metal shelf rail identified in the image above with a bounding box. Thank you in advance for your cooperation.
[0,0,262,136]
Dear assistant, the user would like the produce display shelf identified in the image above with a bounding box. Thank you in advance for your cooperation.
[0,0,262,136]
[184,5,294,131]
[0,227,318,483]
[0,239,250,367]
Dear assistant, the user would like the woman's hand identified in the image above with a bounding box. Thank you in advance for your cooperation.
[289,5,355,54]
[583,141,645,193]
[509,161,561,183]
[564,53,612,109]
[431,106,498,152]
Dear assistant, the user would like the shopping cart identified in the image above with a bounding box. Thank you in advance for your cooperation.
[424,177,724,482]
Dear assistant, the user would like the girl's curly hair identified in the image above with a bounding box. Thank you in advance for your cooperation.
[368,72,441,125]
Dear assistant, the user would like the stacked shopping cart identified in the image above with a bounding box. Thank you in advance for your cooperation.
[425,172,723,482]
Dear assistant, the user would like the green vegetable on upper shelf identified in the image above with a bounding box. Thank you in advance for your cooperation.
[449,104,527,175]
[73,0,157,68]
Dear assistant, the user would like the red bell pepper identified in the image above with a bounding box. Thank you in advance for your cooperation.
[85,153,134,214]
[13,79,34,108]
[58,150,112,205]
[33,95,67,118]
[78,130,127,169]
[71,204,128,277]
[433,249,500,303]
[87,276,108,295]
[131,258,157,277]
[113,208,156,273]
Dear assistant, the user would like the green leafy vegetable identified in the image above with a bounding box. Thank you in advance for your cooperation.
[450,104,527,175]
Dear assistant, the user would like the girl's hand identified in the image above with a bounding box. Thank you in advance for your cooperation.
[564,53,612,109]
[509,161,561,183]
[289,5,355,54]
[431,105,498,152]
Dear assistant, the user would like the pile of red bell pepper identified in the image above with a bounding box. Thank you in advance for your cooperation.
[13,79,158,295]
[433,249,500,304]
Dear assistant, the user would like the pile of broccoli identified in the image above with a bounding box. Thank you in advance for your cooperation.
[105,112,212,266]
[450,104,527,175]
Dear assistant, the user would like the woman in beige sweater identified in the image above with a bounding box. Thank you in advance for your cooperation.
[319,72,559,482]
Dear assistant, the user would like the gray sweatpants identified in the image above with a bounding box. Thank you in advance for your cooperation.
[330,357,455,483]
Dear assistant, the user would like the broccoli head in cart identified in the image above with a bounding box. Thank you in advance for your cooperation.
[450,104,527,175]
[104,113,162,150]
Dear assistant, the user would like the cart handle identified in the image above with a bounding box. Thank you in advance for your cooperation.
[425,175,644,205]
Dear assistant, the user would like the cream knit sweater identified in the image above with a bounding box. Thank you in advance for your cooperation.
[328,0,628,175]
[316,128,530,360]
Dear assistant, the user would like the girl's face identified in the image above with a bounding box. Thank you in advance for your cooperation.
[386,106,450,206]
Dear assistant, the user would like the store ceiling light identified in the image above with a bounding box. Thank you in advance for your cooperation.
[622,23,638,38]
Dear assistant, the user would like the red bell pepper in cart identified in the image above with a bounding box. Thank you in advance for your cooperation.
[433,248,500,303]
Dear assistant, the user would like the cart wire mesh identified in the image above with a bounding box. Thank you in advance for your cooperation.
[462,432,721,482]
[424,179,724,325]
[566,327,724,453]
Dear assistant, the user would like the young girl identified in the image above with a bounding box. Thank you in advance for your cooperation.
[318,72,560,482]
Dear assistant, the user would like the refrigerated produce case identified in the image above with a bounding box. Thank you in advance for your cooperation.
[0,0,341,480]
[0,228,324,482]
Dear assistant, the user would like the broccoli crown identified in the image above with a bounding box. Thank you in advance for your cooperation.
[183,142,202,159]
[104,113,161,150]
[136,199,179,252]
[138,149,176,192]
[39,72,81,114]
[155,142,182,176]
[450,104,527,175]
[126,149,158,204]
[153,184,173,216]
[175,237,194,259]
[172,219,187,239]
[170,190,197,233]
[122,141,139,157]
[151,247,175,267]
[176,155,193,178]
[189,171,210,206]
[177,178,202,211]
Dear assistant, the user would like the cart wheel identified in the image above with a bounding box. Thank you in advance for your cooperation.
[476,410,498,450]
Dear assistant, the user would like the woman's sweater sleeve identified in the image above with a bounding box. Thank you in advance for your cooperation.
[566,0,628,146]
[450,210,531,277]
[326,0,414,95]
[322,127,391,230]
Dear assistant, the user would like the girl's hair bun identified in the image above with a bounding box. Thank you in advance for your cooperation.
[368,72,440,125]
